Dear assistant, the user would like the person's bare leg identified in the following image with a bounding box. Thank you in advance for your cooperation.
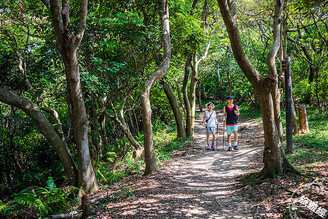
[227,134,231,143]
[227,134,232,150]
[212,133,215,144]
[233,130,239,149]
[234,131,238,142]
[207,132,210,145]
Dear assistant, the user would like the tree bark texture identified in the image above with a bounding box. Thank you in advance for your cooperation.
[217,0,294,177]
[163,81,186,138]
[0,88,78,184]
[226,69,232,96]
[285,57,293,154]
[183,58,193,137]
[298,104,310,134]
[198,82,203,112]
[47,0,98,193]
[267,0,284,145]
[140,0,171,175]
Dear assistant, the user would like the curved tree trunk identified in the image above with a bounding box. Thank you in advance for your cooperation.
[267,0,284,145]
[141,0,171,175]
[0,88,78,184]
[183,58,193,137]
[163,81,186,138]
[217,0,298,177]
[46,0,98,193]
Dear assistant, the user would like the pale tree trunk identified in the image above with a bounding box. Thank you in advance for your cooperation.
[44,0,98,193]
[298,104,310,134]
[266,0,284,147]
[140,0,171,175]
[163,81,186,138]
[188,0,210,135]
[217,0,300,177]
[189,54,199,135]
[0,88,78,184]
[183,58,193,137]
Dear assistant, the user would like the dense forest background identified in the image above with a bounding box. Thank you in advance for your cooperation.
[0,0,327,217]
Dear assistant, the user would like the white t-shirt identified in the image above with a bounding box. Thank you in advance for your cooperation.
[205,110,217,128]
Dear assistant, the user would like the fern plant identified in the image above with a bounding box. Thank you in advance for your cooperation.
[1,177,78,218]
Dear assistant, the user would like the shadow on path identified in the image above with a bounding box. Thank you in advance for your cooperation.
[94,109,264,218]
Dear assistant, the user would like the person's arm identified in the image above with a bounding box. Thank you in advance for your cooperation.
[234,105,240,116]
[223,106,226,121]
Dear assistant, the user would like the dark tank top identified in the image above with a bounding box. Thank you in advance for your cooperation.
[225,104,238,126]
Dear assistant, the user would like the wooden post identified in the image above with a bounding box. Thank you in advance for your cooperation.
[285,57,293,154]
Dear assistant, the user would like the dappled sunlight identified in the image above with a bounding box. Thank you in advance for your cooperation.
[90,109,264,218]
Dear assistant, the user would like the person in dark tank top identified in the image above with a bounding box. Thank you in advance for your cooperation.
[223,96,240,151]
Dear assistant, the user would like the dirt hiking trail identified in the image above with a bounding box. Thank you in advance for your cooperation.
[92,109,265,218]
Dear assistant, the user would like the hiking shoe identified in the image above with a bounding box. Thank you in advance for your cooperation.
[211,145,216,150]
[206,145,211,150]
[227,147,232,151]
[233,145,239,150]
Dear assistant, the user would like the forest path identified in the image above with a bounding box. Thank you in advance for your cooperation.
[94,109,264,218]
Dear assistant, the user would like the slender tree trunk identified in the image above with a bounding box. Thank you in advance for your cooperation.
[198,82,203,112]
[282,19,299,135]
[183,58,192,137]
[141,0,171,175]
[189,54,199,135]
[175,80,186,115]
[226,69,232,96]
[267,0,284,146]
[163,81,186,138]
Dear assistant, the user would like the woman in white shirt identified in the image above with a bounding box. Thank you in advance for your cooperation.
[203,102,218,150]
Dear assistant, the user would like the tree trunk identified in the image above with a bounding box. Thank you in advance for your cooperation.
[267,0,284,145]
[163,81,186,138]
[298,104,310,134]
[47,0,98,193]
[198,82,203,112]
[226,69,232,96]
[217,0,299,177]
[141,0,171,175]
[175,79,186,116]
[285,57,293,154]
[0,88,78,184]
[189,53,198,135]
[282,18,299,135]
[108,102,142,150]
[258,88,283,177]
[183,58,193,137]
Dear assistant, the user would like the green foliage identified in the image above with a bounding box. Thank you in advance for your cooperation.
[286,111,328,164]
[0,177,78,218]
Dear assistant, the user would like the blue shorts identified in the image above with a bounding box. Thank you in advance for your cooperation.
[226,125,238,135]
[206,126,216,134]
